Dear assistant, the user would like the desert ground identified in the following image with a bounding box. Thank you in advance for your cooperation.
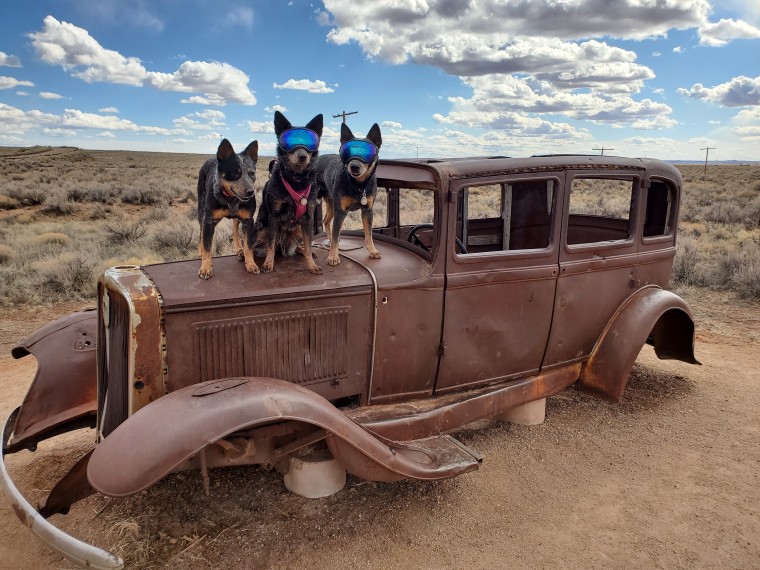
[0,148,758,568]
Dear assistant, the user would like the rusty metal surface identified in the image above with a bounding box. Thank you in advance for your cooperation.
[8,310,98,451]
[347,364,581,441]
[1,408,123,569]
[579,286,698,402]
[87,376,480,497]
[38,449,95,518]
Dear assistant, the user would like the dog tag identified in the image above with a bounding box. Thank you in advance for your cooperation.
[360,196,368,206]
[300,197,308,206]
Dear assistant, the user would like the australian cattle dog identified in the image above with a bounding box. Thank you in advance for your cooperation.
[315,122,382,266]
[197,138,259,279]
[253,111,323,274]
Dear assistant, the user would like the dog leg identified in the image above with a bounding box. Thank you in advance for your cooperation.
[261,217,277,273]
[322,198,334,243]
[327,208,347,266]
[241,220,259,274]
[232,219,244,260]
[298,226,323,275]
[362,207,381,259]
[198,219,218,279]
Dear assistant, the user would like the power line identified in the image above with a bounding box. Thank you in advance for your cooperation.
[592,146,614,155]
[700,146,716,174]
[332,110,358,124]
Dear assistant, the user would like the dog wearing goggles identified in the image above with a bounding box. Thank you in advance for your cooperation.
[253,111,323,274]
[197,138,259,279]
[315,122,382,266]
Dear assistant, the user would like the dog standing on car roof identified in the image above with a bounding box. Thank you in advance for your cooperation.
[315,122,382,266]
[253,111,323,274]
[196,138,259,279]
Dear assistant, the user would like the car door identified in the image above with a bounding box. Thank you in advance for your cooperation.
[543,170,643,368]
[435,173,562,393]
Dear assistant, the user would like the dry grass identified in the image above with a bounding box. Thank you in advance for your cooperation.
[0,147,757,306]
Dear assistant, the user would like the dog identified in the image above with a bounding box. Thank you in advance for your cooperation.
[315,122,382,266]
[197,138,259,279]
[253,111,323,274]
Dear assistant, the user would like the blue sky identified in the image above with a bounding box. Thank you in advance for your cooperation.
[1,1,759,160]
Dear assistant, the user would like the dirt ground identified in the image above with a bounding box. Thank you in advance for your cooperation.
[0,288,758,569]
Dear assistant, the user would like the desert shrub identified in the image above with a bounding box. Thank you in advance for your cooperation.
[90,204,110,220]
[151,220,196,256]
[34,251,96,297]
[731,242,760,300]
[32,232,71,246]
[121,186,166,206]
[7,186,46,206]
[704,201,745,225]
[40,190,77,216]
[0,194,19,210]
[671,235,702,285]
[141,207,169,224]
[0,244,16,264]
[105,221,148,245]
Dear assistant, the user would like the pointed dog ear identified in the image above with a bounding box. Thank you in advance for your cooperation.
[366,124,382,149]
[274,111,291,136]
[244,140,259,161]
[340,122,355,144]
[305,114,323,138]
[217,138,235,161]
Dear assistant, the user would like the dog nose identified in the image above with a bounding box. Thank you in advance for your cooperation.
[350,164,360,174]
[298,154,307,163]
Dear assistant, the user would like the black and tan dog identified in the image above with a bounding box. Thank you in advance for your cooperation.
[315,122,382,266]
[197,138,259,279]
[253,111,323,274]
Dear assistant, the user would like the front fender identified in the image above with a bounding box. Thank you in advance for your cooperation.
[578,285,699,402]
[6,309,98,452]
[88,376,479,497]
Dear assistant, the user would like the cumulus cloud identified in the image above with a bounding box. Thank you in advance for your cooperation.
[40,91,64,99]
[180,94,228,106]
[99,107,119,113]
[273,79,334,94]
[699,18,760,46]
[678,75,760,107]
[0,52,22,67]
[381,121,403,128]
[247,121,275,134]
[0,77,34,90]
[173,110,226,130]
[29,16,256,105]
[265,105,287,113]
[42,127,79,137]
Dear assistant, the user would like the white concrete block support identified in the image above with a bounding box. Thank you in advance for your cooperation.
[500,397,547,425]
[283,453,347,498]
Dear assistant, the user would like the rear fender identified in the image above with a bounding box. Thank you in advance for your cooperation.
[579,285,699,402]
[88,376,478,497]
[6,310,98,452]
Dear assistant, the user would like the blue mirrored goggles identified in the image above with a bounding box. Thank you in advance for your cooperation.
[339,140,379,164]
[278,128,320,152]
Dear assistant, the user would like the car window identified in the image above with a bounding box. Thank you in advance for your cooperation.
[643,179,675,237]
[459,179,555,254]
[567,178,634,246]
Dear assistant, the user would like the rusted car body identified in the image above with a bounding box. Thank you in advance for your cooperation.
[2,155,698,567]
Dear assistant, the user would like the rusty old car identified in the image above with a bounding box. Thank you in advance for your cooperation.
[1,154,699,568]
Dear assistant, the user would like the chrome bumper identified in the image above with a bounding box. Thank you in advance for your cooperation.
[1,408,123,569]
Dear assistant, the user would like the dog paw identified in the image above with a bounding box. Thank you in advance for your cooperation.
[245,262,260,275]
[261,262,274,273]
[236,249,244,261]
[198,268,213,279]
[326,255,340,266]
[368,249,382,259]
[309,264,323,275]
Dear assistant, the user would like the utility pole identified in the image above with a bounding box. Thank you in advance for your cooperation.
[700,146,716,174]
[333,110,358,124]
[592,146,614,156]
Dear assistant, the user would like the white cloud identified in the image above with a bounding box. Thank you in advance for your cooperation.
[246,121,275,134]
[180,94,228,106]
[173,110,226,130]
[97,131,117,138]
[39,91,64,99]
[265,105,287,113]
[673,46,685,53]
[99,107,119,113]
[16,91,30,96]
[678,75,760,107]
[198,132,223,141]
[699,18,760,46]
[381,121,403,128]
[0,52,22,67]
[42,127,79,137]
[29,16,256,105]
[273,79,334,94]
[0,76,34,90]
